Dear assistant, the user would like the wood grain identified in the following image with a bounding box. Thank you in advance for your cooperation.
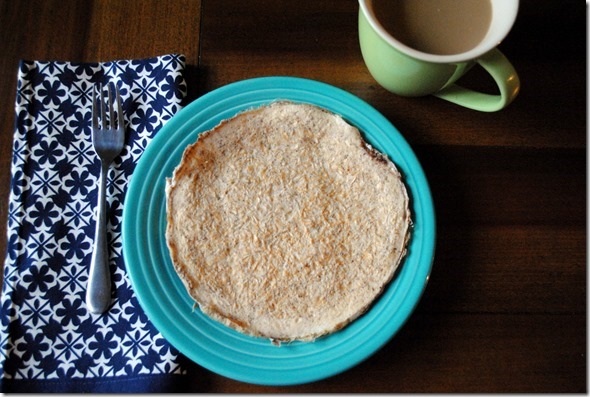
[182,312,585,392]
[0,0,585,392]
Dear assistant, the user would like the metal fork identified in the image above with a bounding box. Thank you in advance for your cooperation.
[87,83,125,314]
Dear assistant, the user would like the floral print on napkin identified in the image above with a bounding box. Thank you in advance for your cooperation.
[0,54,191,392]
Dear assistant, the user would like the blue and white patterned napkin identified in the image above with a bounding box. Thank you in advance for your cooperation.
[0,54,194,392]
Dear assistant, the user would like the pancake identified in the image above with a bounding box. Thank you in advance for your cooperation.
[165,101,411,343]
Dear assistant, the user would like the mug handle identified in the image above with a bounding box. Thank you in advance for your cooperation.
[434,48,520,112]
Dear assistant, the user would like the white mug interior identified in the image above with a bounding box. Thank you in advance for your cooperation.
[359,0,519,64]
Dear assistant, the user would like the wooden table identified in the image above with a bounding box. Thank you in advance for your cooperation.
[0,0,585,392]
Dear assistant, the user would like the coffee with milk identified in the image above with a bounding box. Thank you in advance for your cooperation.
[369,0,493,55]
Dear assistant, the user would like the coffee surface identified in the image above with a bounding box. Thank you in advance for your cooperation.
[370,0,492,55]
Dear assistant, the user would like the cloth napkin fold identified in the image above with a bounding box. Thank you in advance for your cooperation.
[0,54,194,392]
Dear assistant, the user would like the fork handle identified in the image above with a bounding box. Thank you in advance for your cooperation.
[86,162,112,314]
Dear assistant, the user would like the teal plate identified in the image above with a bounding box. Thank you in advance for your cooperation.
[122,77,435,386]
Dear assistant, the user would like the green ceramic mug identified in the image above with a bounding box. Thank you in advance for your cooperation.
[358,0,520,112]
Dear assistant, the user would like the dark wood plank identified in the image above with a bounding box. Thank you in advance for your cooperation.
[417,146,585,314]
[423,223,585,314]
[185,313,585,393]
[0,0,585,393]
[196,0,586,392]
[418,146,586,227]
[198,0,586,149]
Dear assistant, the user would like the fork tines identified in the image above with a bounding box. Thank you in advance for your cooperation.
[92,83,124,131]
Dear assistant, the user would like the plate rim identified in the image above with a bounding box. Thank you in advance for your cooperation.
[123,76,436,385]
